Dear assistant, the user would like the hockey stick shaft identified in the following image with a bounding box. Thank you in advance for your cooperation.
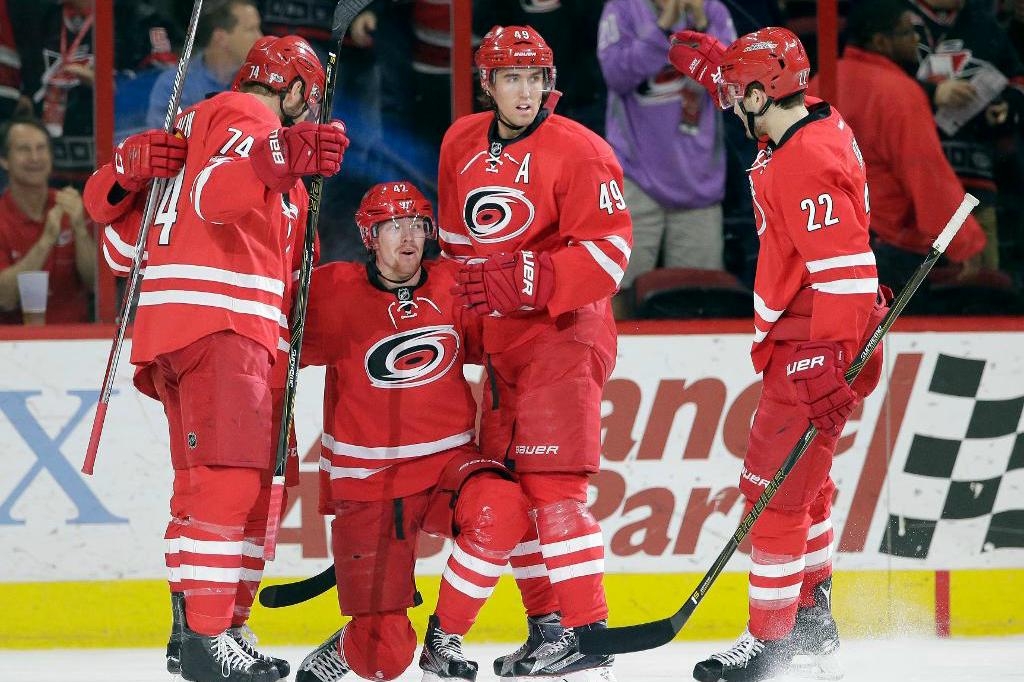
[259,564,335,608]
[263,0,374,561]
[579,193,980,655]
[82,0,205,475]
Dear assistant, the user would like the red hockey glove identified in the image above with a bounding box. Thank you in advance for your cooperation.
[113,130,186,192]
[453,251,555,316]
[250,120,349,193]
[787,341,859,434]
[668,30,727,99]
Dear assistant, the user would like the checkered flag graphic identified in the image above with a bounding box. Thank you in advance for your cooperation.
[880,354,1024,559]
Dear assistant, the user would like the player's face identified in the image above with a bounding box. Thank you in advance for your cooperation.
[887,13,920,69]
[0,123,52,188]
[374,216,427,281]
[220,3,263,68]
[281,80,314,124]
[489,67,546,131]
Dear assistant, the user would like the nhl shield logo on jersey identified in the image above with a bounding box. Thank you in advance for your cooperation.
[463,186,536,243]
[364,325,461,389]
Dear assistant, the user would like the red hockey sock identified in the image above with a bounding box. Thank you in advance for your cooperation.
[747,502,811,640]
[522,472,608,628]
[436,473,530,634]
[179,466,261,636]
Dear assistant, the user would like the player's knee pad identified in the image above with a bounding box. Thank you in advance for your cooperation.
[533,497,601,545]
[455,472,531,555]
[747,502,812,559]
[185,465,262,526]
[342,612,417,681]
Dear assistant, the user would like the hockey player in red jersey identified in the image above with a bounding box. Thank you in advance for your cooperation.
[440,25,632,682]
[83,35,346,682]
[291,182,531,682]
[669,27,891,682]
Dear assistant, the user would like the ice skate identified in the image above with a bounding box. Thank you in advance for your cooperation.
[297,627,350,682]
[179,625,279,682]
[419,614,479,681]
[499,619,616,682]
[167,592,185,674]
[693,628,798,682]
[229,623,291,679]
[790,579,842,680]
[493,612,562,675]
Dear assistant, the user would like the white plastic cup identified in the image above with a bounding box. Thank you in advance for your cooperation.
[16,270,48,325]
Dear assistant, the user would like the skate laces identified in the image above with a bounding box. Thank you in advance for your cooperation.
[712,629,765,667]
[303,633,349,682]
[229,625,274,664]
[212,632,259,676]
[431,627,469,662]
[536,627,576,660]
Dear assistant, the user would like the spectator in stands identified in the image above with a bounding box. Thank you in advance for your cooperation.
[0,0,23,120]
[145,0,262,129]
[905,0,1024,272]
[0,117,95,324]
[807,0,987,293]
[21,0,180,186]
[597,0,736,318]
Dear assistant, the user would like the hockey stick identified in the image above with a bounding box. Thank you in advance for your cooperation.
[81,0,205,475]
[259,564,335,608]
[262,0,374,561]
[579,193,980,655]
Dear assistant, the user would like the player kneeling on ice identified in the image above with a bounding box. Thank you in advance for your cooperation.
[669,27,891,682]
[84,35,347,682]
[293,182,531,682]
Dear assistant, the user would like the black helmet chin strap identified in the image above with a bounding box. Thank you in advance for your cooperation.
[739,93,772,141]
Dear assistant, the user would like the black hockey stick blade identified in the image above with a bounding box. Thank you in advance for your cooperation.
[259,564,336,608]
[332,0,373,42]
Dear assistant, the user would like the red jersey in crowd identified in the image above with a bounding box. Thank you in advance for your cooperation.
[437,110,632,351]
[0,189,90,323]
[302,259,481,504]
[749,99,878,372]
[809,47,985,261]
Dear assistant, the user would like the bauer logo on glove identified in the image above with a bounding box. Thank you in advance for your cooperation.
[452,250,554,316]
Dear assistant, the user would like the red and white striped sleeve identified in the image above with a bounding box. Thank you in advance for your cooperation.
[546,145,633,316]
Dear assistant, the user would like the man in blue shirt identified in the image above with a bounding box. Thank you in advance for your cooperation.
[145,0,262,128]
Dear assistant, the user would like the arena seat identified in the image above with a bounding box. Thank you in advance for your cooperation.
[632,267,754,319]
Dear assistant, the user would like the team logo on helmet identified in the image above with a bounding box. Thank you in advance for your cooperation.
[464,186,535,243]
[364,325,460,389]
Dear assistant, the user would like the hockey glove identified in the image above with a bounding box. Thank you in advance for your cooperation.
[453,251,554,316]
[668,30,727,99]
[250,120,349,193]
[113,130,187,192]
[786,341,858,435]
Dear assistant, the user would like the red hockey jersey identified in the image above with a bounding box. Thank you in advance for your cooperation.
[100,91,300,365]
[303,259,481,503]
[90,157,313,386]
[749,100,878,372]
[437,111,632,351]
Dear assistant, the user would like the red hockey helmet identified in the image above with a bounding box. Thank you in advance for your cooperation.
[715,27,810,111]
[232,35,326,116]
[475,25,556,91]
[355,181,436,250]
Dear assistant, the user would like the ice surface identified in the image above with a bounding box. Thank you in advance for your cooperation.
[1,636,1021,682]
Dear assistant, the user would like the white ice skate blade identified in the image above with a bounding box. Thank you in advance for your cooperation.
[760,649,842,681]
[509,666,617,682]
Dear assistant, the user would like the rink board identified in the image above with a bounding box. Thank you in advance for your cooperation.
[1,320,1022,647]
